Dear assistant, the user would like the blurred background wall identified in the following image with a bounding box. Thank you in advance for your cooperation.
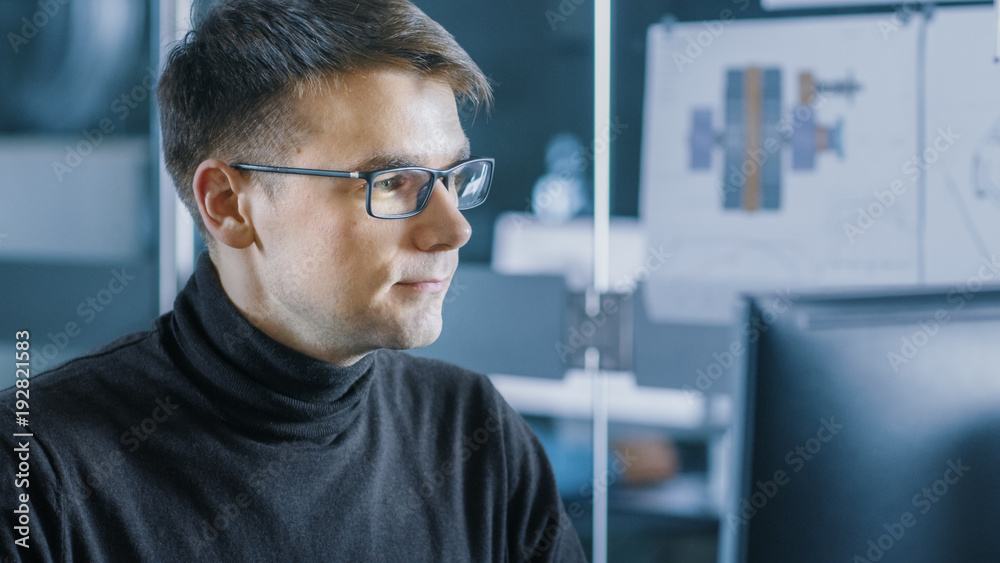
[3,1,999,561]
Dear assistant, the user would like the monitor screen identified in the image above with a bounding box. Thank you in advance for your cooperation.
[723,287,1000,562]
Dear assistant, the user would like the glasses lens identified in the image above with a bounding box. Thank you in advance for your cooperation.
[370,169,434,217]
[452,160,492,210]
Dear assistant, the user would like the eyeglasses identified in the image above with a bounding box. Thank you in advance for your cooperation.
[229,157,494,219]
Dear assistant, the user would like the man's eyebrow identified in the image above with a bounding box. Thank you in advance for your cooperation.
[350,154,414,172]
[350,140,472,172]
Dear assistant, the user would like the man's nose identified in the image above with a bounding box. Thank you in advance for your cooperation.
[409,179,472,251]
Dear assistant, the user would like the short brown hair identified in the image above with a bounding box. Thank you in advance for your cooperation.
[157,0,492,243]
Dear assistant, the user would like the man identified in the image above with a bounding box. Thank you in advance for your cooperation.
[1,0,586,560]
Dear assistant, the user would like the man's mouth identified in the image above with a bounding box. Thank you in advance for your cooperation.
[395,278,450,293]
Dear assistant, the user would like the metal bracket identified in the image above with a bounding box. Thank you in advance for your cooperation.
[561,289,633,371]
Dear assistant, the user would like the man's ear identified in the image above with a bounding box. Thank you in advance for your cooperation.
[192,159,256,249]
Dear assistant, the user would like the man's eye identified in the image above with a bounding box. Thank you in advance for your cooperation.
[373,175,402,193]
[371,170,426,195]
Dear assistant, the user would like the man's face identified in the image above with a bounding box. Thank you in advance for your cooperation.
[245,69,473,364]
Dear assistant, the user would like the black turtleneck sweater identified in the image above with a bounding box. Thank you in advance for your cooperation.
[2,253,586,562]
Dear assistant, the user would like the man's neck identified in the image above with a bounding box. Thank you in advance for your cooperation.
[210,251,369,367]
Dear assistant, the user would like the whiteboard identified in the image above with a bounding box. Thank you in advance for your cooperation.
[640,7,1000,323]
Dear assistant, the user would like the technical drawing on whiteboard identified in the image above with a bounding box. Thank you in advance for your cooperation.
[641,7,1000,325]
[639,15,920,324]
[689,68,856,211]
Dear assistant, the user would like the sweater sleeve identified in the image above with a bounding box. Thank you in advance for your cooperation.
[2,401,61,563]
[497,397,588,563]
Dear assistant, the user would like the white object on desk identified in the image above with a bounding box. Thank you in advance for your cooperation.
[491,213,648,292]
[489,370,709,429]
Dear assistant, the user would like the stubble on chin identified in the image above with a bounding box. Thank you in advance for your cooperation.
[372,292,447,351]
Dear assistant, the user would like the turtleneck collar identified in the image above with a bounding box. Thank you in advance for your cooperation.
[169,251,377,442]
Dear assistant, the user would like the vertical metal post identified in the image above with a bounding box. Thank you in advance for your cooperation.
[594,2,611,296]
[994,0,1000,62]
[915,5,931,285]
[587,344,607,563]
[157,0,197,313]
[156,0,177,313]
[174,0,197,287]
[592,0,612,560]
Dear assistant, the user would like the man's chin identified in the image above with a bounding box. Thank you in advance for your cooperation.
[383,314,444,351]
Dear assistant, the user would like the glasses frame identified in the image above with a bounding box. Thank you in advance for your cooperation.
[229,157,494,219]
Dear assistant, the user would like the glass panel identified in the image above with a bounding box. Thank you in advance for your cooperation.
[0,0,156,387]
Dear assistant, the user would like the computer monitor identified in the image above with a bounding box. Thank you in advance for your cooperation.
[721,287,1000,562]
